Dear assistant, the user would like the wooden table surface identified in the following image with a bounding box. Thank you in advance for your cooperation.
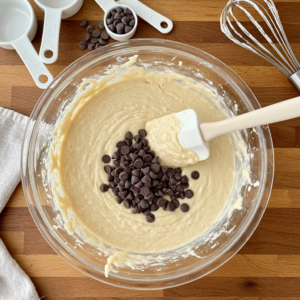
[1,0,300,299]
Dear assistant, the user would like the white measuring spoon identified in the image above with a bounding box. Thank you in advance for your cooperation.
[0,0,53,89]
[35,0,84,64]
[95,0,173,36]
[158,96,300,161]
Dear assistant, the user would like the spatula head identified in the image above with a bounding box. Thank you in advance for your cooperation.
[176,109,210,161]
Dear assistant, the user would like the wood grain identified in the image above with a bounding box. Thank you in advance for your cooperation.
[0,0,299,299]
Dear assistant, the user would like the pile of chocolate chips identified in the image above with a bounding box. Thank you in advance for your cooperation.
[100,130,200,223]
[79,19,110,51]
[106,7,135,34]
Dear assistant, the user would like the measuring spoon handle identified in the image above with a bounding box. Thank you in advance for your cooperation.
[119,0,173,34]
[12,36,53,89]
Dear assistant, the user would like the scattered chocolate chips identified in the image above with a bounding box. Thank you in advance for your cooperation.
[98,21,105,30]
[99,129,196,222]
[80,19,88,27]
[84,33,91,42]
[88,43,95,51]
[191,171,200,180]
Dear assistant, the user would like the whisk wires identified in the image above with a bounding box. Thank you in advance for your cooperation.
[221,0,300,76]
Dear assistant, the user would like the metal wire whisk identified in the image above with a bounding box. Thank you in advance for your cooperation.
[221,0,300,93]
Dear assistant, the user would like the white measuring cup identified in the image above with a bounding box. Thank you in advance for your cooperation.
[35,0,84,64]
[95,0,173,39]
[0,0,53,89]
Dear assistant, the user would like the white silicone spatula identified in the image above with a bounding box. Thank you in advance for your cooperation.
[176,96,300,161]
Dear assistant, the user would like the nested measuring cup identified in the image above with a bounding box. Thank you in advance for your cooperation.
[0,0,53,89]
[35,0,84,64]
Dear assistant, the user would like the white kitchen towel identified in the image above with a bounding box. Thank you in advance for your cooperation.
[0,107,40,300]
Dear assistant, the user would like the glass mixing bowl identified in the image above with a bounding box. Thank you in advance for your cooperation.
[21,39,274,289]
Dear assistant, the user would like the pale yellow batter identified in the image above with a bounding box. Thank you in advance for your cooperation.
[48,59,235,271]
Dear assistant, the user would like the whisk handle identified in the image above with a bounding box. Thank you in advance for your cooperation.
[200,96,300,142]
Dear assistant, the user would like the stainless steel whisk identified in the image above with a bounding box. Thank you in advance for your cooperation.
[221,0,300,93]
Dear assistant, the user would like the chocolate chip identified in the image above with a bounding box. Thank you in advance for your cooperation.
[165,189,173,196]
[176,185,184,192]
[123,199,131,209]
[133,142,142,151]
[114,177,121,185]
[132,169,140,177]
[141,167,150,175]
[157,198,167,208]
[116,7,123,13]
[79,41,87,49]
[101,32,109,40]
[92,29,100,38]
[134,135,142,143]
[191,171,200,180]
[100,184,109,192]
[127,191,134,200]
[99,38,107,45]
[98,21,105,30]
[151,203,159,211]
[131,175,140,185]
[80,19,88,27]
[151,164,160,173]
[125,26,133,33]
[142,208,151,215]
[121,16,129,24]
[135,180,144,189]
[171,199,180,209]
[138,149,146,157]
[125,132,133,140]
[119,172,128,181]
[125,180,131,189]
[102,155,111,163]
[130,153,138,161]
[131,185,140,193]
[169,177,177,185]
[108,174,114,182]
[132,206,140,214]
[113,160,120,166]
[95,43,102,49]
[108,24,115,32]
[115,13,122,20]
[181,203,189,212]
[104,165,112,174]
[118,190,128,199]
[117,141,125,148]
[161,166,168,174]
[181,183,189,189]
[167,168,175,176]
[91,36,98,43]
[143,154,152,163]
[170,185,177,193]
[140,186,150,196]
[156,171,163,179]
[152,157,159,165]
[146,213,155,223]
[87,25,95,33]
[174,173,182,181]
[111,9,116,15]
[129,15,134,20]
[109,181,117,188]
[124,7,132,15]
[161,174,168,182]
[149,171,157,179]
[141,175,151,185]
[129,19,135,27]
[88,43,95,51]
[185,189,194,199]
[84,33,91,42]
[134,158,143,169]
[166,202,176,212]
[115,167,124,175]
[143,145,150,152]
[112,188,119,196]
[113,19,120,27]
[140,199,150,209]
[121,145,130,155]
[147,150,155,157]
[138,129,147,137]
[107,17,114,25]
[112,152,120,160]
[181,175,189,183]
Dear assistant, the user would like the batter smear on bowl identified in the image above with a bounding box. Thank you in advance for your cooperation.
[48,56,236,276]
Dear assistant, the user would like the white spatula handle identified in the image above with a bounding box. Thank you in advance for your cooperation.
[200,96,300,141]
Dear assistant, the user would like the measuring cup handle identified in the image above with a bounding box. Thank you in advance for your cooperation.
[119,0,173,33]
[39,8,62,64]
[12,36,53,89]
[95,0,113,12]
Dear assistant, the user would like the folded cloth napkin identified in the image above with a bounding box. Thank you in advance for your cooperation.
[0,107,40,300]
